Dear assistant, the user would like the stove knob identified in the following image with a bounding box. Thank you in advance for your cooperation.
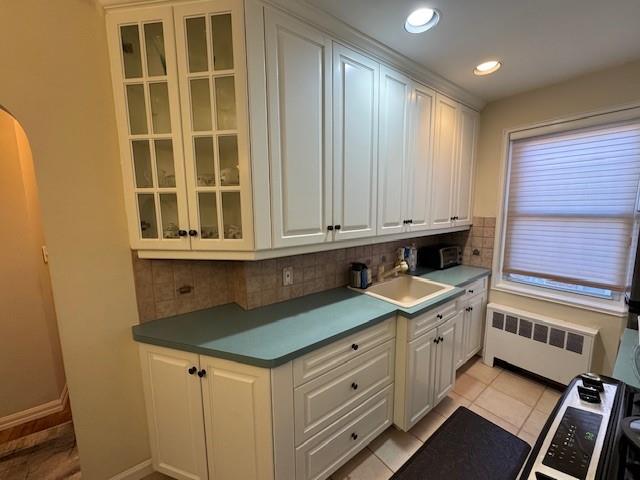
[577,385,601,404]
[580,373,604,392]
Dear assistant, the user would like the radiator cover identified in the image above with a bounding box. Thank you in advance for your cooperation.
[483,303,599,385]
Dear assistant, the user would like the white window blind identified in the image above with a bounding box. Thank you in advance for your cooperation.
[504,120,640,292]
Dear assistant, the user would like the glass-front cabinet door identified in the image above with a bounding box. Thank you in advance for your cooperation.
[107,6,190,250]
[174,0,253,250]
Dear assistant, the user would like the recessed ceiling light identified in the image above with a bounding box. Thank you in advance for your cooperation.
[405,8,440,34]
[474,60,502,76]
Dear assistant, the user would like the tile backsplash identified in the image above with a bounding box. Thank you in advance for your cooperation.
[133,219,496,322]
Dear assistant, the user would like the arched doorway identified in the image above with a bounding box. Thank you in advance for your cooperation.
[0,107,80,478]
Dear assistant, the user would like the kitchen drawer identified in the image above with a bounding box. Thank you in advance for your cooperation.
[295,385,393,480]
[408,300,456,340]
[463,277,487,298]
[293,317,395,387]
[456,276,488,310]
[294,340,394,444]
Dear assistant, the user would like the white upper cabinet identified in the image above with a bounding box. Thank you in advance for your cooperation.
[407,83,436,232]
[107,0,253,253]
[265,9,333,248]
[332,44,379,241]
[107,6,191,251]
[105,1,480,259]
[430,94,458,229]
[174,0,253,250]
[453,105,478,225]
[377,66,411,236]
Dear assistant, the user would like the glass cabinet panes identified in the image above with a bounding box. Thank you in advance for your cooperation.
[222,192,242,239]
[186,17,208,73]
[190,78,212,131]
[218,136,239,186]
[214,76,236,130]
[126,84,148,134]
[160,193,179,238]
[194,137,215,186]
[143,22,167,76]
[211,14,233,70]
[138,194,158,238]
[149,82,171,133]
[198,192,219,239]
[121,25,142,78]
[154,140,176,187]
[132,140,153,188]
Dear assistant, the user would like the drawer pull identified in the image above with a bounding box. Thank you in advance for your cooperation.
[351,382,358,390]
[436,314,443,319]
[468,289,474,294]
[351,432,358,440]
[351,343,359,351]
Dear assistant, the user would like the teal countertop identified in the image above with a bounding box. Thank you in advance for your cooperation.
[132,265,490,368]
[613,328,640,389]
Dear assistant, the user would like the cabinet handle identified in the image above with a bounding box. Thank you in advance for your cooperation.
[188,366,197,375]
[327,225,334,231]
[335,225,341,230]
[197,369,207,378]
[439,336,444,342]
[434,338,438,344]
[189,229,198,237]
[178,230,188,237]
[351,432,358,440]
[436,314,443,319]
[351,382,358,390]
[409,219,413,224]
[469,306,473,311]
[468,289,474,294]
[351,343,359,351]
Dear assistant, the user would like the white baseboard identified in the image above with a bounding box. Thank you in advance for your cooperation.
[109,459,154,480]
[0,384,68,430]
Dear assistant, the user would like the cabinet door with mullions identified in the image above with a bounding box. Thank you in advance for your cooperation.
[107,6,190,250]
[174,0,253,250]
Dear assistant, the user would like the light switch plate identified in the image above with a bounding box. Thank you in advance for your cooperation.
[282,266,293,286]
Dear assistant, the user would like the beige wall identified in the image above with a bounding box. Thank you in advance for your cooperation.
[475,59,640,375]
[0,0,150,478]
[0,111,66,417]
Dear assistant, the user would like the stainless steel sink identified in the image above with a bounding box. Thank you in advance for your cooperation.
[362,275,454,308]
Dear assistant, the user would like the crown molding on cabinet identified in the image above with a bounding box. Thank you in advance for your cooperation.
[97,0,486,111]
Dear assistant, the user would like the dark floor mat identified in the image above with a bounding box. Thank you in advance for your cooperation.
[392,407,531,480]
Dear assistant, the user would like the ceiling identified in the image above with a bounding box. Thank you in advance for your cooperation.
[305,0,640,102]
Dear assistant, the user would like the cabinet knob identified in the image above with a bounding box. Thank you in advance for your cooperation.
[468,289,474,294]
[434,338,438,344]
[469,306,473,311]
[335,225,341,230]
[409,219,413,224]
[188,366,197,375]
[436,314,443,319]
[178,230,188,237]
[351,343,359,351]
[197,369,207,378]
[189,229,198,237]
[351,432,358,440]
[351,382,358,390]
[327,225,334,231]
[439,336,444,342]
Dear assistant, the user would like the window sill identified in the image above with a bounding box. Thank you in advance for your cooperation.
[493,280,628,317]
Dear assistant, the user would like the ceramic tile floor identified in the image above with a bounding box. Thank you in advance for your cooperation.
[330,355,562,480]
[0,357,560,480]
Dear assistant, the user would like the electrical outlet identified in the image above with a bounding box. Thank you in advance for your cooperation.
[282,266,294,286]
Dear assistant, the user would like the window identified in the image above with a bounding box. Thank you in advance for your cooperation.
[497,112,640,313]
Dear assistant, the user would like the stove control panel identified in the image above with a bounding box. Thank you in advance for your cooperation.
[523,375,618,480]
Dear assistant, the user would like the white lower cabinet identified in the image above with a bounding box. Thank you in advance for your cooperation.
[393,300,459,431]
[455,277,489,368]
[137,283,489,480]
[139,346,208,480]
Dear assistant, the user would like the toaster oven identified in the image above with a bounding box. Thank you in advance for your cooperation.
[417,245,462,270]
